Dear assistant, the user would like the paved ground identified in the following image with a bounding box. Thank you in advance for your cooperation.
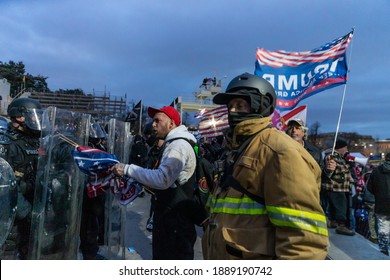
[107,192,390,260]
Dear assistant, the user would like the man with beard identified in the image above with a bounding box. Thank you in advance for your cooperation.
[111,106,198,260]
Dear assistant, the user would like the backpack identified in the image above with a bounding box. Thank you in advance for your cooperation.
[162,137,214,225]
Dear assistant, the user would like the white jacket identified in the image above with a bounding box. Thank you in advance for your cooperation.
[124,125,196,190]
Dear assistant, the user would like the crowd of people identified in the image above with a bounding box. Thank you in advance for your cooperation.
[1,73,389,260]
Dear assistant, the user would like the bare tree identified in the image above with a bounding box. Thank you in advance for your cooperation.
[308,121,321,146]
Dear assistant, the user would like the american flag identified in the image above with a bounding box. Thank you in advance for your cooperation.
[255,31,353,111]
[72,145,119,176]
[198,106,229,138]
[194,108,207,118]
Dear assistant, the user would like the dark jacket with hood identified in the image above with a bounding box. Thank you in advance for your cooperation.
[367,161,390,215]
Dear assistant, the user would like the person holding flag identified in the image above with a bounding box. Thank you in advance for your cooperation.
[322,139,356,236]
[110,105,200,260]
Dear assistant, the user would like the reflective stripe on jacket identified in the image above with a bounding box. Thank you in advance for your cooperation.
[202,117,329,260]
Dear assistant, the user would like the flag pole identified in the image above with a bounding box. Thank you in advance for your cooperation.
[138,100,143,135]
[331,28,355,155]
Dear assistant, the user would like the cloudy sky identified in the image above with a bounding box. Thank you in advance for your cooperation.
[1,0,389,139]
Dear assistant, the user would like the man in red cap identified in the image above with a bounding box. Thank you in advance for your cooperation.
[111,106,199,259]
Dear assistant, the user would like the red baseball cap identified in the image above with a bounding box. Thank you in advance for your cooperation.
[147,106,181,126]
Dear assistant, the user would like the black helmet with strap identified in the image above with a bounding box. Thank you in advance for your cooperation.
[7,98,43,132]
[213,73,276,117]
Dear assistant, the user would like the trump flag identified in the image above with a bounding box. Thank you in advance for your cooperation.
[255,31,353,111]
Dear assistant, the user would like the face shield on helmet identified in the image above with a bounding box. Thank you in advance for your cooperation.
[22,108,43,131]
[7,98,43,132]
[89,122,106,139]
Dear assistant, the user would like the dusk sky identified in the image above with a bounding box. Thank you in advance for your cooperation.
[1,0,389,139]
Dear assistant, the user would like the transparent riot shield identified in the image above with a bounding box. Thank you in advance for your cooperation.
[102,119,132,259]
[0,158,17,249]
[29,107,90,259]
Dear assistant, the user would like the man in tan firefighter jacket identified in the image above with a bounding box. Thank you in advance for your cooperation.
[202,73,329,260]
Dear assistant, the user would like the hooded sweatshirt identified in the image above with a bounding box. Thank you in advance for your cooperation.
[124,125,196,190]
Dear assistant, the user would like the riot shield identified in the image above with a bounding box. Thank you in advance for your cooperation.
[29,107,90,259]
[102,119,132,260]
[0,158,17,249]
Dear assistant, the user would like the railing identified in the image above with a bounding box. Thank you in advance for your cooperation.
[13,88,26,99]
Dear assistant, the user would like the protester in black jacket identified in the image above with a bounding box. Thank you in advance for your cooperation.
[367,153,390,256]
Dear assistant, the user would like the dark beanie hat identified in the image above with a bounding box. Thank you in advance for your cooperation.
[386,153,390,161]
[335,139,348,149]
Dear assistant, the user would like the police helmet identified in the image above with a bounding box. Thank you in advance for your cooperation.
[7,98,43,131]
[213,73,276,117]
[89,121,106,139]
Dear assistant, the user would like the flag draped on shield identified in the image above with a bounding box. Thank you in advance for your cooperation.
[72,145,119,176]
[198,106,229,138]
[71,145,140,205]
[255,31,353,111]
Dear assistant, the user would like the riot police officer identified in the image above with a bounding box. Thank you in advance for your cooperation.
[2,98,42,259]
[79,121,107,260]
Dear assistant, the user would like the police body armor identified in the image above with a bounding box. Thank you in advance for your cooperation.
[6,130,39,210]
[29,107,89,259]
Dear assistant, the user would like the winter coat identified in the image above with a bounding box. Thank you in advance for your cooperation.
[304,141,322,167]
[202,117,329,260]
[321,150,352,193]
[367,162,390,215]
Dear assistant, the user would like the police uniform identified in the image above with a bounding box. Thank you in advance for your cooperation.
[3,123,39,259]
